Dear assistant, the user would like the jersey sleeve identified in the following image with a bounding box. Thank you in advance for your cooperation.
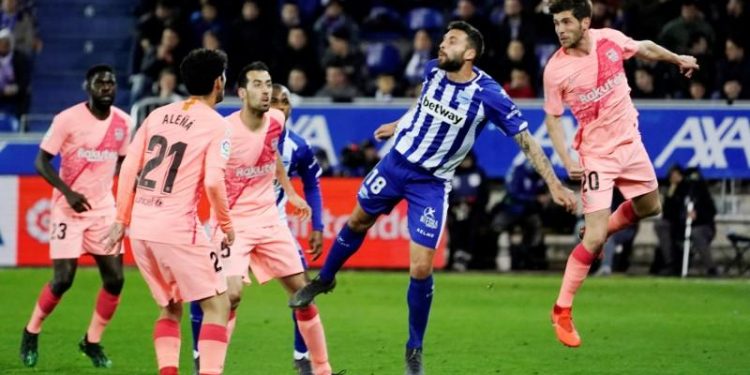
[296,142,324,231]
[119,114,134,156]
[543,64,565,116]
[39,114,68,155]
[602,28,639,59]
[115,120,147,225]
[482,84,528,136]
[204,123,233,233]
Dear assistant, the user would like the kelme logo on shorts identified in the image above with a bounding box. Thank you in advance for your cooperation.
[420,206,438,229]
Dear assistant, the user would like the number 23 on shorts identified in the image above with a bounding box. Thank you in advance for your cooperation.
[364,168,387,195]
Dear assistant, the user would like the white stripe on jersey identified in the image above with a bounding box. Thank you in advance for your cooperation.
[394,70,445,155]
[406,84,456,163]
[434,180,452,247]
[421,84,480,169]
[436,103,485,177]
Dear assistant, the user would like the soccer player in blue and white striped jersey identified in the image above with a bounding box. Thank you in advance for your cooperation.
[290,21,576,374]
[271,83,324,375]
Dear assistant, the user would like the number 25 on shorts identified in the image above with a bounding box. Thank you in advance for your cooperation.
[364,168,387,195]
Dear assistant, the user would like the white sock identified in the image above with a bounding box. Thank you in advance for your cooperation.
[293,350,310,360]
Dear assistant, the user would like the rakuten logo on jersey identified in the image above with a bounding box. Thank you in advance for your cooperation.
[77,148,118,162]
[287,208,409,240]
[578,72,625,104]
[234,163,274,178]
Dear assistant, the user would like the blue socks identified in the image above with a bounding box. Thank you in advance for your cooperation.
[292,311,308,355]
[318,225,366,283]
[190,301,203,354]
[406,275,434,349]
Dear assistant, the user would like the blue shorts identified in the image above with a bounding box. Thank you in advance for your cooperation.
[357,151,451,249]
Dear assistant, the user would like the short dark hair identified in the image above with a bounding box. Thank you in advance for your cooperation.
[549,0,592,21]
[237,61,270,88]
[446,21,484,60]
[86,64,114,82]
[179,48,227,96]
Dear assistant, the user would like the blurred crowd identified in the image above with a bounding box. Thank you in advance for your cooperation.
[130,0,750,104]
[0,0,39,129]
[2,0,749,125]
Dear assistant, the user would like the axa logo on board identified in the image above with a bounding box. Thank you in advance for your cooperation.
[654,116,750,168]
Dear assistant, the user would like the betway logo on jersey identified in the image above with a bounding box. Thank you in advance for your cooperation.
[421,96,465,125]
[578,72,626,104]
[77,148,118,162]
[655,116,750,168]
[234,163,274,178]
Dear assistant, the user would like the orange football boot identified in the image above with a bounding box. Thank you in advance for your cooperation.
[551,305,581,347]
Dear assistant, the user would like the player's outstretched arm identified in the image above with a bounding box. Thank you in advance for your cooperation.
[276,151,311,221]
[544,114,584,180]
[635,40,699,78]
[205,130,234,246]
[102,126,147,253]
[513,130,577,213]
[374,98,419,141]
[297,146,324,259]
[34,150,92,213]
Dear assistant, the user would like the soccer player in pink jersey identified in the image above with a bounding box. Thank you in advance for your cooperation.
[20,65,131,369]
[102,49,235,375]
[543,0,700,347]
[191,62,338,375]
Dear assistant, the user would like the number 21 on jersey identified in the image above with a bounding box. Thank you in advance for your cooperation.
[138,135,187,194]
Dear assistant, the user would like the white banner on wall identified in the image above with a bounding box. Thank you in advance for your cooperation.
[0,176,17,266]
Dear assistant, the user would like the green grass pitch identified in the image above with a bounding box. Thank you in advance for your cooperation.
[1,268,749,374]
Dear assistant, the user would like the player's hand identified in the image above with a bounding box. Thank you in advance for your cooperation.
[564,161,585,181]
[677,55,699,78]
[374,123,396,141]
[100,222,125,255]
[64,190,92,213]
[222,229,235,247]
[289,194,312,221]
[308,230,324,260]
[550,183,577,214]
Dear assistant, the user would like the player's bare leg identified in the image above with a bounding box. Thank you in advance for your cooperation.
[78,254,124,368]
[581,189,662,240]
[225,276,243,341]
[21,258,78,367]
[405,241,435,375]
[631,189,662,218]
[553,209,609,347]
[283,273,333,375]
[289,203,376,308]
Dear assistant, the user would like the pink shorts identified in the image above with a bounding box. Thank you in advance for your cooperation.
[49,209,123,259]
[131,238,227,306]
[579,140,658,214]
[216,224,304,284]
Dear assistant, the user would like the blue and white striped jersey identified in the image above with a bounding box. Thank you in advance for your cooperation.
[392,59,528,179]
[274,127,324,231]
